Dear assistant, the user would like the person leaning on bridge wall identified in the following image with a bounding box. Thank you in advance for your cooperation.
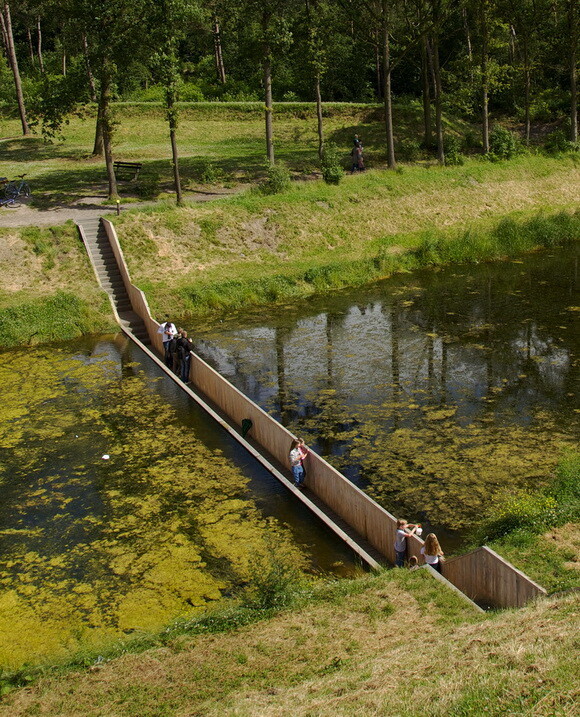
[289,438,309,488]
[421,533,445,573]
[394,518,420,567]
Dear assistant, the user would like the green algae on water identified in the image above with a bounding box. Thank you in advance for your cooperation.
[0,346,304,669]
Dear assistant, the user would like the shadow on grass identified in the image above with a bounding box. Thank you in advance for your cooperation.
[0,136,89,162]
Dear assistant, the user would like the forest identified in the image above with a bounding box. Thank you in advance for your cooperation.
[1,0,578,200]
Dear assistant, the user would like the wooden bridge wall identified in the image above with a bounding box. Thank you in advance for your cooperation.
[102,219,547,609]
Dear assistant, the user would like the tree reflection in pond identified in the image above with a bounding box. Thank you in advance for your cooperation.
[193,246,579,536]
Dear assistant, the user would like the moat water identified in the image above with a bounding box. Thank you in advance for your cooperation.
[1,244,578,668]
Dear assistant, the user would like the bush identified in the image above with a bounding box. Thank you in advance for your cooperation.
[474,494,557,543]
[240,558,302,610]
[399,139,422,162]
[320,143,344,185]
[443,135,464,165]
[197,159,223,184]
[135,172,161,199]
[260,162,291,195]
[488,126,521,160]
[544,129,579,155]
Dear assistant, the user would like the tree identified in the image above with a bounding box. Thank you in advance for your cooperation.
[1,1,30,134]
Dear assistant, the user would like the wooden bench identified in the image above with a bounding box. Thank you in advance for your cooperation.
[113,161,143,181]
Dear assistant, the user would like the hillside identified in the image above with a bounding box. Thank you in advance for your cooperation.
[0,569,577,716]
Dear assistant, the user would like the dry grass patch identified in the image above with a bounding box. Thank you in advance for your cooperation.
[543,524,580,572]
[1,573,577,717]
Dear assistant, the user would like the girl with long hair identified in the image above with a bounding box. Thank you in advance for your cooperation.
[421,533,445,573]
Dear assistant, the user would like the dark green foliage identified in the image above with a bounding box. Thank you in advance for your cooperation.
[260,162,291,194]
[135,172,161,199]
[471,453,579,544]
[488,126,522,161]
[398,139,422,162]
[320,143,344,184]
[443,135,465,165]
[544,129,579,155]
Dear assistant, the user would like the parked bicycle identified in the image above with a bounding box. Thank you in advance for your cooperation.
[2,174,31,199]
[0,195,20,208]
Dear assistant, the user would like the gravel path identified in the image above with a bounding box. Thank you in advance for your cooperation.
[0,189,241,229]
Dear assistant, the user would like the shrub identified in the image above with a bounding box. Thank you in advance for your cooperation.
[320,143,344,185]
[544,129,578,155]
[474,493,557,543]
[135,172,161,199]
[260,162,291,194]
[197,159,223,184]
[399,139,422,162]
[240,558,302,610]
[488,126,521,160]
[443,135,464,165]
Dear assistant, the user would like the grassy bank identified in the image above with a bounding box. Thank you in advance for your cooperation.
[474,453,580,593]
[0,101,473,206]
[0,154,579,347]
[114,153,580,320]
[0,222,115,347]
[0,568,577,716]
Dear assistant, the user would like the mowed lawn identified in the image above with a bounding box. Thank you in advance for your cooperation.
[0,102,469,205]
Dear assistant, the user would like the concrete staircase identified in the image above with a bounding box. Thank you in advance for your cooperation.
[78,217,151,347]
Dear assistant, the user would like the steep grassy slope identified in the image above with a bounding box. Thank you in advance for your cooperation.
[0,570,577,716]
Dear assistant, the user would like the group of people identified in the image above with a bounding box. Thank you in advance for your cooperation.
[288,438,445,570]
[157,319,193,383]
[395,518,444,571]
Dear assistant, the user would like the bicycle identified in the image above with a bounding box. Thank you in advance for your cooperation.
[3,174,30,199]
[0,195,20,208]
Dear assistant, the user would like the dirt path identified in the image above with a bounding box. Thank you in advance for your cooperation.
[0,189,242,229]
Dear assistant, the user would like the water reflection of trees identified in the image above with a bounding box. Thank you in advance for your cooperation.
[196,248,579,530]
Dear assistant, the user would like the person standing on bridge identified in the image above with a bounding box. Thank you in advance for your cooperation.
[289,438,309,488]
[177,330,193,383]
[421,533,445,573]
[394,518,420,567]
[158,319,177,367]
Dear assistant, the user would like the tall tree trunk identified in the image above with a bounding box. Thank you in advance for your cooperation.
[82,34,97,102]
[569,0,578,141]
[166,90,183,206]
[462,5,473,64]
[382,2,396,169]
[480,0,490,153]
[263,49,274,164]
[1,2,30,135]
[26,28,35,66]
[421,36,432,148]
[212,15,226,84]
[432,35,445,164]
[523,38,531,144]
[36,17,44,73]
[375,34,382,99]
[99,65,118,199]
[315,71,324,159]
[92,113,104,156]
[62,49,66,76]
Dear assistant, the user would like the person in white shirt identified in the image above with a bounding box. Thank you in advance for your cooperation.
[420,533,445,573]
[394,518,420,567]
[158,320,177,366]
[289,438,309,488]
